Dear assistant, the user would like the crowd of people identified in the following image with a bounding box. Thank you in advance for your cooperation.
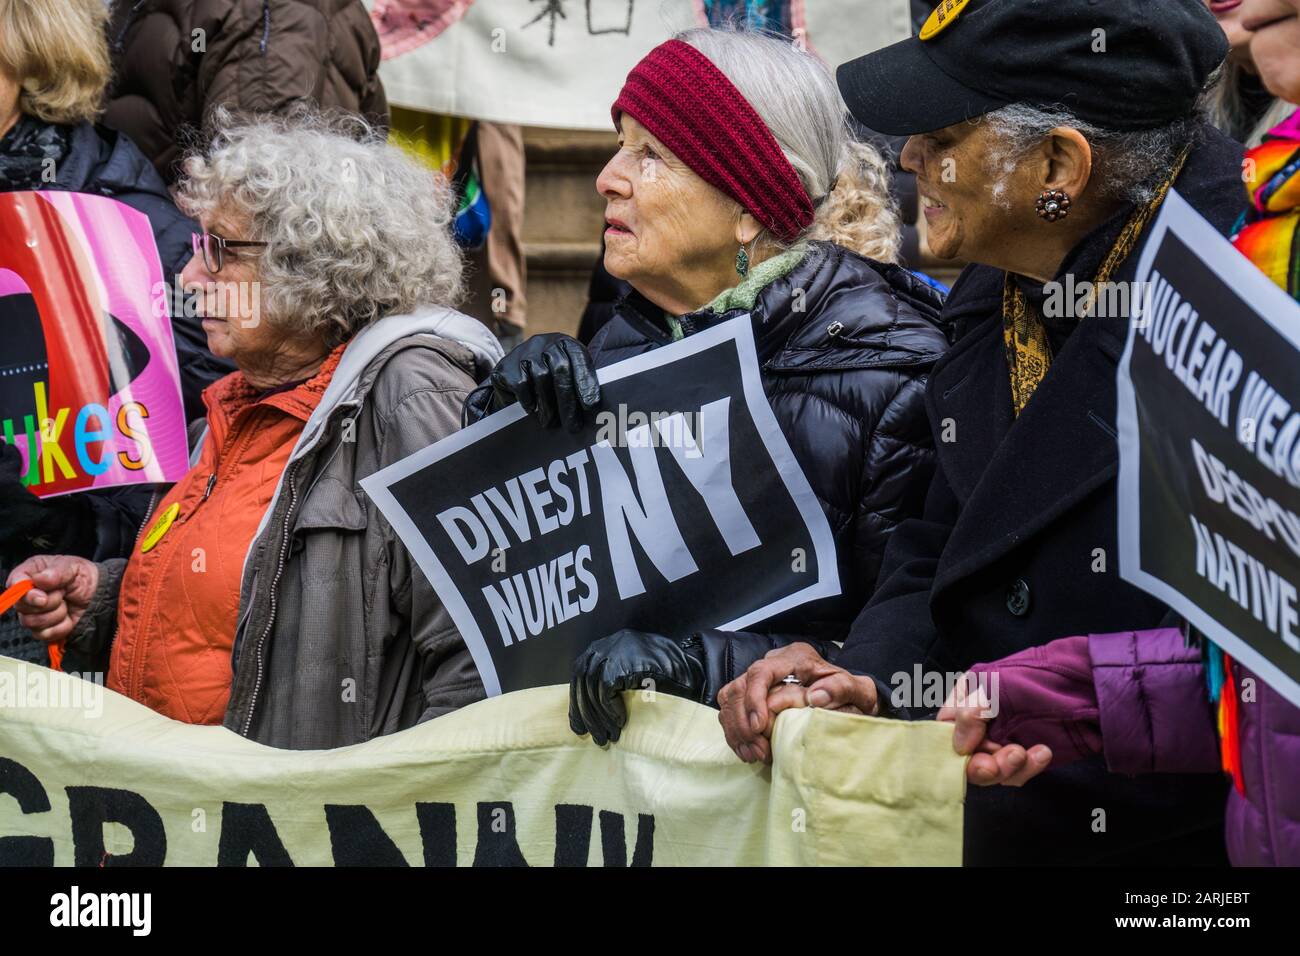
[1,0,1298,866]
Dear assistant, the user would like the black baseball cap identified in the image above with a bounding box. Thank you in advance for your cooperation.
[837,0,1229,135]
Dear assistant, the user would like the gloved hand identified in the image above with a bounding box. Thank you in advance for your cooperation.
[569,629,706,745]
[476,333,601,431]
[569,628,844,746]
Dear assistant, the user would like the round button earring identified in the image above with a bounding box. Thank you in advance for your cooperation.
[1036,189,1072,222]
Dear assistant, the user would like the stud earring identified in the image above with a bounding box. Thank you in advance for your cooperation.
[735,244,750,277]
[1036,189,1071,222]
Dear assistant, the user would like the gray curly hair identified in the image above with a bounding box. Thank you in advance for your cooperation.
[979,103,1204,208]
[177,109,464,348]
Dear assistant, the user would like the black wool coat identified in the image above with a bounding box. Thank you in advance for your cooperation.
[590,240,952,639]
[836,123,1245,865]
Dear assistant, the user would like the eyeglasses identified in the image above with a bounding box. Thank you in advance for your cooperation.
[191,231,268,274]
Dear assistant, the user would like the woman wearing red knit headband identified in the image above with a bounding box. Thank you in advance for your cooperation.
[464,28,952,750]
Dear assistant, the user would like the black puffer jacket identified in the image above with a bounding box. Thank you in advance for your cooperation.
[589,240,951,639]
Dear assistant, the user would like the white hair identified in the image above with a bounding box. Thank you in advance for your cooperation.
[677,26,897,253]
[979,103,1205,208]
[177,108,464,347]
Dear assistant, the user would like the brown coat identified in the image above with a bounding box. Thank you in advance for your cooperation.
[105,0,389,183]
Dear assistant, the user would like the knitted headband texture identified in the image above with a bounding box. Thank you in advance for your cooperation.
[611,39,815,243]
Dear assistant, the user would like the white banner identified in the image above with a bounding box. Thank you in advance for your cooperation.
[368,0,911,128]
[0,658,965,866]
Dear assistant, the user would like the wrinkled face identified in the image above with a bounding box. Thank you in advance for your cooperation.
[596,114,740,295]
[1242,0,1300,101]
[900,120,1036,263]
[178,211,276,368]
[1206,0,1255,53]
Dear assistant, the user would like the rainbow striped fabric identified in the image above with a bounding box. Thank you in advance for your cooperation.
[1232,111,1300,295]
[1211,111,1300,795]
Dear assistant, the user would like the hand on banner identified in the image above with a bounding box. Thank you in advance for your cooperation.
[6,555,99,643]
[938,674,1053,787]
[486,333,601,431]
[569,629,706,745]
[718,643,877,764]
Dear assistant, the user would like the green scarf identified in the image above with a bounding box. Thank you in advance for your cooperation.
[665,242,810,341]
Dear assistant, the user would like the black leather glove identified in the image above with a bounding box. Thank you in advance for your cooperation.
[569,628,844,745]
[569,629,706,745]
[469,333,601,431]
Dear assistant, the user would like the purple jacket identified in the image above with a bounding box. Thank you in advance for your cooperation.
[969,628,1299,866]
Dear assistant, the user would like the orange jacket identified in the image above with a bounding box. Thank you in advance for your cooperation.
[105,348,343,723]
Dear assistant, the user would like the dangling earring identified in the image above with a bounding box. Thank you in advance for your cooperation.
[1036,188,1072,222]
[735,243,750,277]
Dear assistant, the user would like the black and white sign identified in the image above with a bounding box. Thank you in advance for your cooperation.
[1117,189,1300,708]
[362,318,839,695]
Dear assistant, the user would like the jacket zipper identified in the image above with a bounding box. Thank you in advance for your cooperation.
[125,403,260,700]
[112,1,147,54]
[112,487,159,689]
[235,396,364,736]
[240,462,300,736]
[126,468,223,700]
[259,0,271,55]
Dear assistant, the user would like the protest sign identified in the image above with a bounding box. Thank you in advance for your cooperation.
[0,657,965,866]
[368,0,911,129]
[1117,189,1300,707]
[362,317,839,695]
[0,191,189,498]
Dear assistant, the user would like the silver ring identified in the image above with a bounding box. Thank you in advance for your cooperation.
[781,674,801,686]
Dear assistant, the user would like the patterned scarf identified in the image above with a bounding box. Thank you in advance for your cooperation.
[0,114,69,191]
[1207,112,1300,796]
[1002,146,1192,416]
[1232,111,1300,295]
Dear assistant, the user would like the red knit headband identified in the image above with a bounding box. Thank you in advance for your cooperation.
[611,39,815,244]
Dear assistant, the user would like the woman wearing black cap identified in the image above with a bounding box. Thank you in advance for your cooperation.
[720,0,1247,865]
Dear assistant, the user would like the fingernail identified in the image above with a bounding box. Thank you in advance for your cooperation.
[738,745,752,762]
[808,689,830,707]
[748,711,761,732]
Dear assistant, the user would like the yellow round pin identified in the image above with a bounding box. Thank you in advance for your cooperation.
[919,0,971,41]
[140,502,180,554]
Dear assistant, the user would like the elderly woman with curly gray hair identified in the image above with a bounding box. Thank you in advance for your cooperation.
[6,111,503,749]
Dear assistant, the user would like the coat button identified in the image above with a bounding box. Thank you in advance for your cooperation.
[1006,578,1031,616]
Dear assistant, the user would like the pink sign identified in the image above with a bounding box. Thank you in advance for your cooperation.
[0,191,189,499]
[372,0,476,58]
